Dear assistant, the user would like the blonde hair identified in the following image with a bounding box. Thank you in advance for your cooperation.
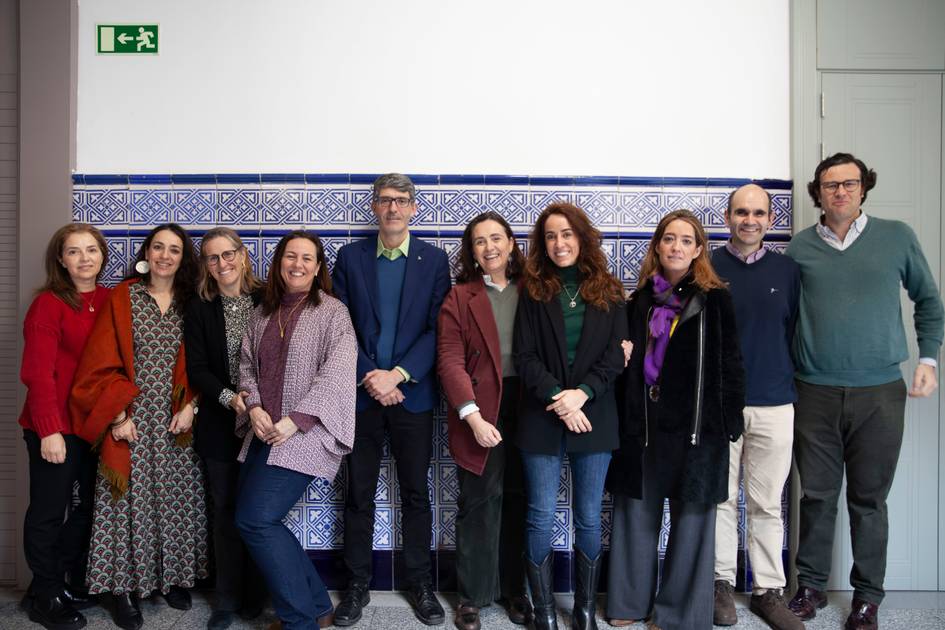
[196,227,262,301]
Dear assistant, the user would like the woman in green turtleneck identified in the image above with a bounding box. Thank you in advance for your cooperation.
[513,202,627,630]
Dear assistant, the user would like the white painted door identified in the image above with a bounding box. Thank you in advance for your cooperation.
[820,72,942,590]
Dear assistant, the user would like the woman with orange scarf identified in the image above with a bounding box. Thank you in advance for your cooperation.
[70,224,208,630]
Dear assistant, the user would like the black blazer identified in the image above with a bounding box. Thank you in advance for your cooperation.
[513,291,628,455]
[184,291,262,462]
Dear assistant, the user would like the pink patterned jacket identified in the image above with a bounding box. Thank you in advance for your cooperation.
[237,294,357,480]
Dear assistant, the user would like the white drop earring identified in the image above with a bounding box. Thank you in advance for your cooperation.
[135,260,150,274]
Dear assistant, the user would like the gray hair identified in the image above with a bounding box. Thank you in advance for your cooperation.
[372,173,416,201]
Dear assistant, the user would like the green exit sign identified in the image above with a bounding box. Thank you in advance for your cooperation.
[97,24,159,54]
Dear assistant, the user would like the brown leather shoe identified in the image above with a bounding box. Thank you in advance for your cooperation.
[607,620,635,627]
[750,591,804,630]
[844,598,878,630]
[267,612,334,630]
[788,585,827,620]
[713,580,737,626]
[504,596,533,625]
[454,604,481,630]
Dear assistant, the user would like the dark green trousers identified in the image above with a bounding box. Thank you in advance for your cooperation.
[455,380,527,607]
[793,378,906,604]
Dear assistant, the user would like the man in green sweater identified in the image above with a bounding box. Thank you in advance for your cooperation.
[786,153,944,630]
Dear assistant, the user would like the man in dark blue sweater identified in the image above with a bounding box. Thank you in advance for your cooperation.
[711,184,801,630]
[332,173,451,626]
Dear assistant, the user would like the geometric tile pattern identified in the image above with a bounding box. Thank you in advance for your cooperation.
[73,172,792,592]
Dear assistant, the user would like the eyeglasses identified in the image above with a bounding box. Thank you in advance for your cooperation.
[204,248,241,266]
[374,196,413,208]
[820,179,861,193]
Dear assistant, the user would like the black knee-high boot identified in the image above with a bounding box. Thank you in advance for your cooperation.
[571,549,602,630]
[525,554,558,630]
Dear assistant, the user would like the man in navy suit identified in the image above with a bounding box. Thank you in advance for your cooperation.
[332,173,451,627]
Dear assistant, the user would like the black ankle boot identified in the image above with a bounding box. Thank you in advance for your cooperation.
[524,554,558,630]
[28,593,86,630]
[112,593,143,630]
[571,549,602,630]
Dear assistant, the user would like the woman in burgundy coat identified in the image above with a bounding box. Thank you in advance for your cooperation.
[437,211,531,630]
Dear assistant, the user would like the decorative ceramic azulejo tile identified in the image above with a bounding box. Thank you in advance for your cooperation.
[72,187,89,223]
[305,184,350,228]
[129,186,172,226]
[261,185,305,226]
[86,186,130,225]
[483,185,532,230]
[219,185,262,225]
[102,236,131,284]
[575,187,621,230]
[373,506,394,550]
[618,186,665,231]
[551,508,571,550]
[770,191,792,232]
[305,504,343,548]
[172,187,217,226]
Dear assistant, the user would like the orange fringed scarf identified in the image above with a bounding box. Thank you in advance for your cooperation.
[69,279,195,500]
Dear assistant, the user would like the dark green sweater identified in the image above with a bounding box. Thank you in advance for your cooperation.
[786,216,944,386]
[549,265,593,401]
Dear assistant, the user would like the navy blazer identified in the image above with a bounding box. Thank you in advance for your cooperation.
[332,235,451,413]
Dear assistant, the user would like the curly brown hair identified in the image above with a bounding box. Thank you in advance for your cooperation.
[638,209,725,291]
[522,202,624,309]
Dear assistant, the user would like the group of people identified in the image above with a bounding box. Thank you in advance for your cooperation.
[18,155,942,630]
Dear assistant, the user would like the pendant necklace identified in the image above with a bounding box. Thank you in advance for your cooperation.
[277,298,306,338]
[562,284,580,309]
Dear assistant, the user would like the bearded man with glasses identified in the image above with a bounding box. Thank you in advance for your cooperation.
[331,173,451,626]
[785,153,944,630]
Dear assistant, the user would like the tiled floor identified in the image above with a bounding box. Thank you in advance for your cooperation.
[1,588,944,629]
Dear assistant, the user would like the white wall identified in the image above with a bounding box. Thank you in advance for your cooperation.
[76,0,789,178]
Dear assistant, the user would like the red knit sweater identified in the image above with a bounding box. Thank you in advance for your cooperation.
[19,287,110,438]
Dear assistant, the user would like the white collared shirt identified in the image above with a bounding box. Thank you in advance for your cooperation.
[815,212,868,251]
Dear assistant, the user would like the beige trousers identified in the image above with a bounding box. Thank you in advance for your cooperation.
[714,403,794,592]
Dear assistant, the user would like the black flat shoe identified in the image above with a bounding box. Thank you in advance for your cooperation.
[334,582,370,627]
[28,593,86,630]
[61,585,98,611]
[112,593,143,630]
[163,586,192,610]
[407,582,445,626]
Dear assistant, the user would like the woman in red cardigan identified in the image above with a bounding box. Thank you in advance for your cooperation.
[436,211,530,630]
[70,224,205,630]
[19,223,109,630]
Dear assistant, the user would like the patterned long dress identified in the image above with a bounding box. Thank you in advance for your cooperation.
[86,283,209,595]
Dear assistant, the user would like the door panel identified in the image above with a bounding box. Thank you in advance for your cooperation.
[821,72,941,590]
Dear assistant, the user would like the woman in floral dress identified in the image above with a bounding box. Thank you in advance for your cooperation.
[70,223,208,630]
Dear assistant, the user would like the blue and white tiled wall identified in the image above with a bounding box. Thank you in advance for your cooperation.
[72,173,793,593]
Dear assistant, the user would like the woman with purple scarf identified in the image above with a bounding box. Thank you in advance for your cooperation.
[233,231,357,630]
[605,209,745,630]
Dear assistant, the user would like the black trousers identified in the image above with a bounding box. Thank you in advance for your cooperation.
[455,378,527,607]
[343,404,434,586]
[793,379,907,604]
[204,457,267,612]
[22,429,96,598]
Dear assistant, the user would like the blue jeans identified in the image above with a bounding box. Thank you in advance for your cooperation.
[521,442,611,563]
[235,439,332,630]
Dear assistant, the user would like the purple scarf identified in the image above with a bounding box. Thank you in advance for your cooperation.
[643,274,685,386]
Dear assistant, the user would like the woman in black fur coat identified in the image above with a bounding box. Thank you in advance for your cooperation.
[606,209,745,630]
